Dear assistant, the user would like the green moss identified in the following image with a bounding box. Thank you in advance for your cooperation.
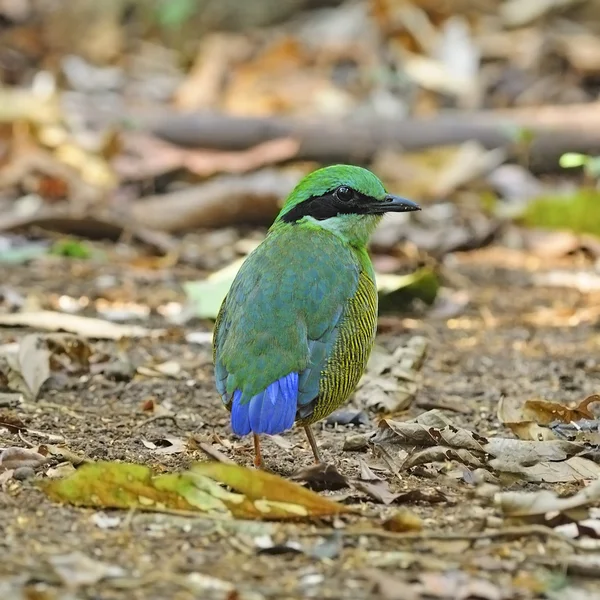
[520,189,600,237]
[50,238,94,259]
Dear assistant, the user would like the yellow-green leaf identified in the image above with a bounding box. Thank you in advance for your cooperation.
[191,462,351,519]
[40,460,350,520]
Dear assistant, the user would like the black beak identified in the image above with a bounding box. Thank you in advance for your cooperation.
[373,194,421,214]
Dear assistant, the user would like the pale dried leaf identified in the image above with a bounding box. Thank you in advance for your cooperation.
[48,552,125,587]
[352,480,398,505]
[0,311,158,340]
[483,438,583,464]
[496,479,600,518]
[151,435,186,455]
[16,334,51,399]
[401,446,485,470]
[0,446,46,471]
[363,569,420,600]
[374,420,488,452]
[489,455,600,483]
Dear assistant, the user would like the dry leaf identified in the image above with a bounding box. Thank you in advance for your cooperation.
[0,311,159,339]
[42,461,351,520]
[0,413,27,433]
[495,479,600,522]
[418,571,504,600]
[290,463,350,492]
[489,455,600,483]
[48,552,125,587]
[353,480,399,505]
[14,334,50,399]
[382,509,423,532]
[359,459,384,481]
[499,395,600,442]
[524,395,600,425]
[142,435,186,455]
[0,446,47,471]
[0,333,95,400]
[373,410,593,483]
[356,337,428,413]
[136,361,182,379]
[46,463,77,479]
[363,569,420,600]
[116,132,299,180]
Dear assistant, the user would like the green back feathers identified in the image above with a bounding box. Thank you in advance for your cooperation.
[214,227,362,402]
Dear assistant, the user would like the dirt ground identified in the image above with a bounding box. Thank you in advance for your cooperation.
[1,245,600,600]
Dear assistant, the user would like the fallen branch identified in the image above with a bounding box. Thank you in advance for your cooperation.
[147,104,600,173]
[0,208,179,253]
[130,168,299,231]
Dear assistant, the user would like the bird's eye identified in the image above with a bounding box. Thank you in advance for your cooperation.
[335,186,353,202]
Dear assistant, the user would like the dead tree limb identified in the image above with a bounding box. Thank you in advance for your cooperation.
[148,104,600,173]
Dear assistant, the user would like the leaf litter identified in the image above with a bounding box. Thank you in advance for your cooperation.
[371,409,600,483]
[498,394,600,443]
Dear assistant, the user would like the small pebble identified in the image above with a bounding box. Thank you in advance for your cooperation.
[13,466,35,481]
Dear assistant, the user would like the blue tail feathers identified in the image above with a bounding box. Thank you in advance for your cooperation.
[230,372,298,436]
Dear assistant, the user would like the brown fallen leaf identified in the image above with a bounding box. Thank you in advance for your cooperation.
[352,479,399,505]
[0,333,95,400]
[498,395,600,441]
[14,334,51,400]
[525,395,600,425]
[46,334,92,374]
[290,463,350,492]
[395,489,449,504]
[418,571,505,600]
[0,413,27,434]
[359,459,384,481]
[382,509,423,532]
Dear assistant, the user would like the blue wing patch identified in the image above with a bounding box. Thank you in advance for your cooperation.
[230,372,299,435]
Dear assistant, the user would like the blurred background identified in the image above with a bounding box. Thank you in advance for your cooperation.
[1,0,600,326]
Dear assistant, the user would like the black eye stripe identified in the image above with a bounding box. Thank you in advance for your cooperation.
[281,188,376,223]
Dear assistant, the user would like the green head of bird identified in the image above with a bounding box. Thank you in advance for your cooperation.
[272,164,420,247]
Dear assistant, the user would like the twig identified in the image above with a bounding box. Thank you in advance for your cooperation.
[35,401,86,420]
[197,441,236,464]
[17,431,34,447]
[133,414,181,430]
[295,524,591,551]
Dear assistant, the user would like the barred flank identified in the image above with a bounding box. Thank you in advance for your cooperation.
[303,270,377,424]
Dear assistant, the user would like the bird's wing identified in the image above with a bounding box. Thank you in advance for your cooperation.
[213,227,360,435]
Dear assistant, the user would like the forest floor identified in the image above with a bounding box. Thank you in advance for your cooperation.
[1,245,600,600]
